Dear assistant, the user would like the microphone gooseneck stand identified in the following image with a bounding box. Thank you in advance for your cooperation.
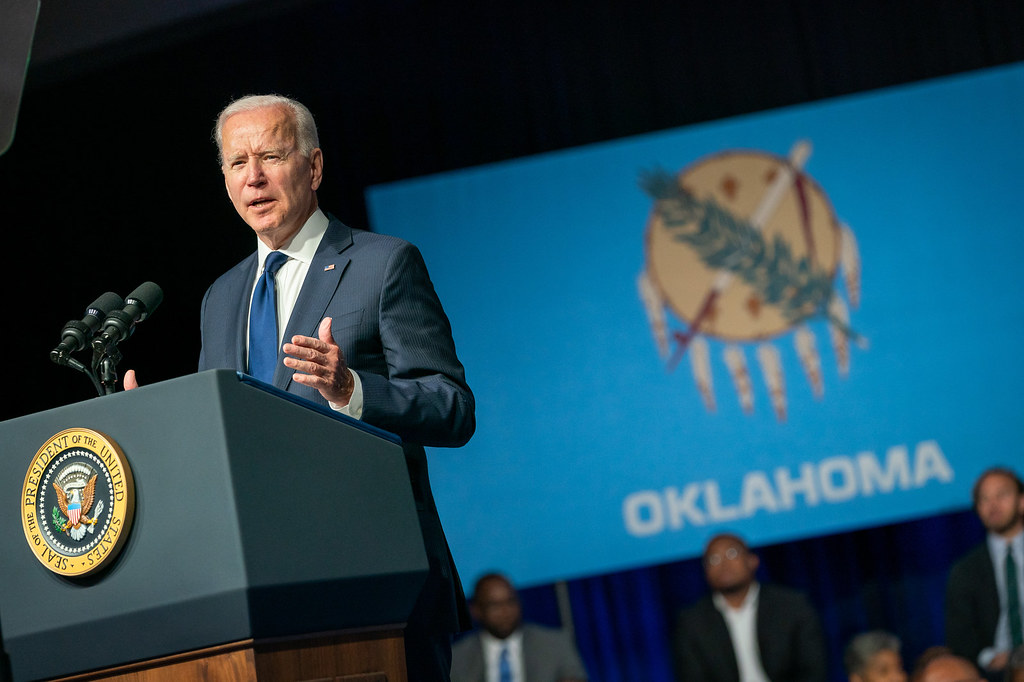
[50,283,163,397]
[51,352,105,396]
[50,318,127,396]
[94,344,123,396]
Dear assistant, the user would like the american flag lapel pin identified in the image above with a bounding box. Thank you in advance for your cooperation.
[323,264,335,272]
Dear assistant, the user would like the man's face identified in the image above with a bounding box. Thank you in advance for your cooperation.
[220,105,323,249]
[975,472,1024,536]
[851,649,906,682]
[472,577,522,640]
[703,536,758,594]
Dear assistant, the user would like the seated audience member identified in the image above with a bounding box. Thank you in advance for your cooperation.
[1006,645,1024,682]
[845,630,908,682]
[672,533,827,682]
[451,573,588,682]
[945,467,1024,679]
[914,653,983,682]
[910,648,953,682]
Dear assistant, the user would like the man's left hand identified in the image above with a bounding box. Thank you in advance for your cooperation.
[284,317,354,406]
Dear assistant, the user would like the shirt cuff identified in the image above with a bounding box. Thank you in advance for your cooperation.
[329,369,363,419]
[978,647,996,669]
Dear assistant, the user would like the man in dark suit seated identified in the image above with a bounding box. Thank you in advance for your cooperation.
[451,573,588,682]
[125,93,476,682]
[672,533,827,682]
[945,467,1024,681]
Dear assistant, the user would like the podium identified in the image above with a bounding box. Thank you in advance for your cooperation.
[0,370,429,682]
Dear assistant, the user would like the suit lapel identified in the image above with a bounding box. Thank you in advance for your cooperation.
[472,634,488,682]
[273,218,354,389]
[979,545,1002,628]
[754,586,774,680]
[708,601,741,682]
[231,255,259,371]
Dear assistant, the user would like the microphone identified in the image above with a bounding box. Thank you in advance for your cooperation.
[50,291,125,365]
[92,282,164,350]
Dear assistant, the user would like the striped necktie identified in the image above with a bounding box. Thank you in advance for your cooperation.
[248,251,288,383]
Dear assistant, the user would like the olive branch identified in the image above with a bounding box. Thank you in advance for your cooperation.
[52,506,67,532]
[640,168,860,340]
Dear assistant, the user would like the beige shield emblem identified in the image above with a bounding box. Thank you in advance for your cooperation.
[639,141,863,420]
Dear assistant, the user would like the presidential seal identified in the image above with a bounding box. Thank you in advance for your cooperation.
[22,427,135,577]
[638,141,865,421]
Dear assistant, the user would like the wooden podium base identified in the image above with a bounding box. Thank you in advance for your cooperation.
[51,629,407,682]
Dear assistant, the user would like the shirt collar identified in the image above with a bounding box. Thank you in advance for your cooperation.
[480,628,523,650]
[713,581,760,614]
[256,208,329,269]
[988,529,1024,556]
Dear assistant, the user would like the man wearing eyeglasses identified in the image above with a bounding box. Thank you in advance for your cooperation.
[671,533,827,682]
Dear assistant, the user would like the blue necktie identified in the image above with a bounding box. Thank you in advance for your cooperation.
[248,251,288,383]
[499,645,512,682]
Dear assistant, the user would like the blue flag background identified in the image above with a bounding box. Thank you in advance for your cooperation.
[367,62,1024,588]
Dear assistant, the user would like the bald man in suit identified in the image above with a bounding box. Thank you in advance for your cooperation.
[452,574,587,682]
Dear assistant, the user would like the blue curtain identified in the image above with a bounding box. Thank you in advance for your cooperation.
[518,509,982,682]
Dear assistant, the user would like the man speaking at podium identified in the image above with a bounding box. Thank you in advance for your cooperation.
[132,94,476,681]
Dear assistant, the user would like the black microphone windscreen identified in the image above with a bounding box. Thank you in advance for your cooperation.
[88,291,125,319]
[125,282,163,318]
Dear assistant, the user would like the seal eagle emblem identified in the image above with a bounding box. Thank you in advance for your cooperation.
[52,463,103,540]
[22,427,135,577]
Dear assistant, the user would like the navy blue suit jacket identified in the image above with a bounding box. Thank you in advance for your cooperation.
[198,215,475,632]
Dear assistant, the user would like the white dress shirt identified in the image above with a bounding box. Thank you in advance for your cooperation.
[979,530,1024,667]
[249,208,363,417]
[480,630,523,682]
[712,582,770,682]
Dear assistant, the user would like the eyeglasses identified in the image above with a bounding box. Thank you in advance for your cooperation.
[477,596,519,611]
[705,547,742,566]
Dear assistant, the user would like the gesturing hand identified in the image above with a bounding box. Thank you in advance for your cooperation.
[283,317,354,406]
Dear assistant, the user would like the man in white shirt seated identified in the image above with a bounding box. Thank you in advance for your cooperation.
[672,533,827,682]
[451,573,588,682]
[945,467,1024,681]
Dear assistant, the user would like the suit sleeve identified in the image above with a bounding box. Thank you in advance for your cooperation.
[356,242,475,448]
[449,634,483,682]
[552,631,588,679]
[945,558,983,664]
[789,594,828,682]
[672,610,708,682]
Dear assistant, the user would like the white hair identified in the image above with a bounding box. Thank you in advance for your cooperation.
[213,94,320,164]
[843,630,901,676]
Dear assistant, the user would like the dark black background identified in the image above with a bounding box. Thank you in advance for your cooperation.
[3,0,1022,420]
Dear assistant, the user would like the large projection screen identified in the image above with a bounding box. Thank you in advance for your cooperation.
[367,62,1024,588]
